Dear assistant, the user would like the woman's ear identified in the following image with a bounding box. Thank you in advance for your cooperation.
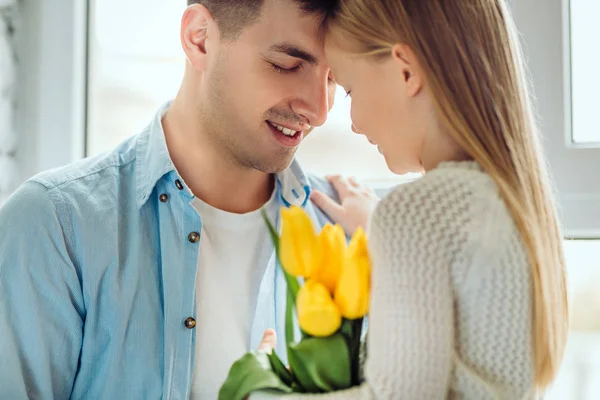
[181,4,215,70]
[391,43,423,97]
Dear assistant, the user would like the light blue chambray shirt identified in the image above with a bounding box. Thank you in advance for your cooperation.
[0,104,337,399]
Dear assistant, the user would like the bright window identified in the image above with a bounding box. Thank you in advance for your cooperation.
[569,0,600,144]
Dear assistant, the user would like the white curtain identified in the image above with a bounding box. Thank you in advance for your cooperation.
[0,0,19,205]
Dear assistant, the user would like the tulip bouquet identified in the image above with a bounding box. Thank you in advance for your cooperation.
[219,206,370,400]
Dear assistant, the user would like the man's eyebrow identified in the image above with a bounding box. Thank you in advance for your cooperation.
[268,43,318,65]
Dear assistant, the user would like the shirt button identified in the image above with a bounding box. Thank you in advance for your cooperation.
[159,193,169,203]
[184,317,196,329]
[175,179,184,190]
[188,232,200,243]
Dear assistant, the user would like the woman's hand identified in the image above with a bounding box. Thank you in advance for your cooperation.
[243,330,279,400]
[257,328,278,354]
[311,176,380,236]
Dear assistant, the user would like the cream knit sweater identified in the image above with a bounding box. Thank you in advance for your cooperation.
[256,161,536,399]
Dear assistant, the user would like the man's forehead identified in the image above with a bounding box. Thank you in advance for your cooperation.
[269,43,319,65]
[249,0,326,54]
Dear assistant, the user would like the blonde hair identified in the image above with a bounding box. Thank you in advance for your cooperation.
[329,0,568,390]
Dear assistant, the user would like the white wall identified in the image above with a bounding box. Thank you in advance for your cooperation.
[0,0,19,205]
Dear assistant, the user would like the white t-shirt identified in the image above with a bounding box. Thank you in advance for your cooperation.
[189,190,279,399]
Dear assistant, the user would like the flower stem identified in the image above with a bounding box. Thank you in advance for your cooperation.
[350,318,363,385]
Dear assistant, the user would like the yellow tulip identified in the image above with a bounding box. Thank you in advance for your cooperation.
[297,280,342,337]
[334,227,371,319]
[312,223,346,294]
[279,206,322,277]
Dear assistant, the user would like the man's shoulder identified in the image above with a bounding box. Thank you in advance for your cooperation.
[30,134,140,193]
[0,133,142,232]
[307,174,339,203]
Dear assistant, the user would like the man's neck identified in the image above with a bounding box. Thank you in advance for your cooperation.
[162,99,275,214]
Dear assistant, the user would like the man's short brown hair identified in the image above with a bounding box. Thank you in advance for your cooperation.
[187,0,337,40]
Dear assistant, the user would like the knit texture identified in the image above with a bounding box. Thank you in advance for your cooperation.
[255,161,535,399]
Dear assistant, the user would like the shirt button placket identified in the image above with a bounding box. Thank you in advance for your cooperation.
[179,177,199,336]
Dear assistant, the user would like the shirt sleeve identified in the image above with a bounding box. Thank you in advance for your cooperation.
[0,181,85,399]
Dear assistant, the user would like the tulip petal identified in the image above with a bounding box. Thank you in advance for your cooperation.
[297,280,342,337]
[279,206,322,278]
[313,224,346,293]
[335,228,371,319]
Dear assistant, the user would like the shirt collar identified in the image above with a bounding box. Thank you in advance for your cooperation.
[275,160,312,208]
[135,102,314,209]
[135,102,177,208]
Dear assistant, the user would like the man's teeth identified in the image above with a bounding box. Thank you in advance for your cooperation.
[270,122,298,137]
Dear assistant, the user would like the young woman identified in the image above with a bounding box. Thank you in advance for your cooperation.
[256,0,568,398]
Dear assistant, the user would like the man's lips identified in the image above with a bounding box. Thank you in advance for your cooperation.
[267,120,310,135]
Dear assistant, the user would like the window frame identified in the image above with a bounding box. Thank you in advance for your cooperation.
[16,0,88,177]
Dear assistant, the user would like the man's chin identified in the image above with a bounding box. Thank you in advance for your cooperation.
[252,154,296,174]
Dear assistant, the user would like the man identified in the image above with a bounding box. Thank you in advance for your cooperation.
[0,0,339,398]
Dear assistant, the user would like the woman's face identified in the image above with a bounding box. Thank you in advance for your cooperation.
[325,34,433,175]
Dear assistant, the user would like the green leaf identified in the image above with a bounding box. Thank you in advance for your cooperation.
[287,333,351,393]
[218,351,292,400]
[340,319,354,342]
[262,210,300,301]
[262,210,281,258]
[282,268,300,303]
[267,350,295,388]
[285,286,295,347]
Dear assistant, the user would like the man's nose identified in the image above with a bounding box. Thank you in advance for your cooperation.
[290,75,330,128]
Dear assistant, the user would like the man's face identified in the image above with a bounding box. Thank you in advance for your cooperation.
[198,0,336,173]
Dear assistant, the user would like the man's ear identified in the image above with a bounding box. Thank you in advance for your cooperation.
[391,43,423,97]
[180,4,216,70]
